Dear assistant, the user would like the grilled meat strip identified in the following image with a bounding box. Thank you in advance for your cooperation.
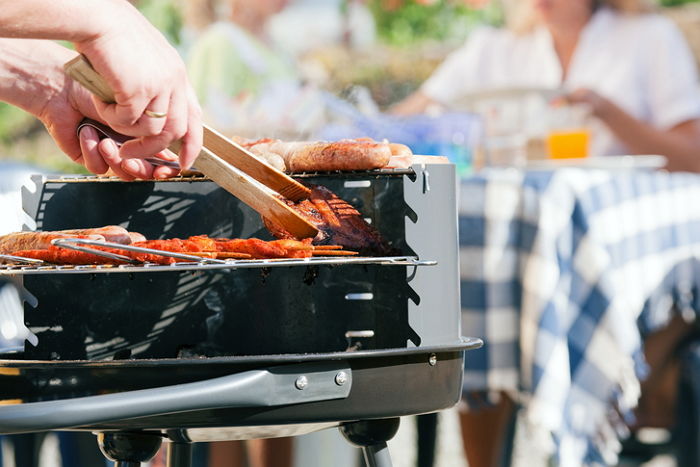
[239,138,409,172]
[13,236,317,265]
[13,242,125,265]
[263,185,391,255]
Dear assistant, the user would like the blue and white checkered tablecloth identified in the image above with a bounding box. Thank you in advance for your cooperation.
[459,167,700,466]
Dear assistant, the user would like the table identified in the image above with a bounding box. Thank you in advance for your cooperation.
[459,167,700,465]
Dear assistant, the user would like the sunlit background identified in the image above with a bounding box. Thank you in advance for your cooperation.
[0,0,696,174]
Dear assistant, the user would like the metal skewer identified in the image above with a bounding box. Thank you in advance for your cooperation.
[51,238,229,265]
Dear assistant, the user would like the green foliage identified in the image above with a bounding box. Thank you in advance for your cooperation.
[658,0,700,5]
[368,0,504,46]
[0,103,34,145]
[137,0,183,46]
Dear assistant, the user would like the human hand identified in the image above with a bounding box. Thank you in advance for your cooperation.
[39,60,181,180]
[72,0,202,171]
[562,88,613,120]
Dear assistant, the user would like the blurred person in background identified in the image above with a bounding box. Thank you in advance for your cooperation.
[267,0,377,57]
[177,0,218,55]
[393,0,700,173]
[187,0,322,139]
[394,0,700,466]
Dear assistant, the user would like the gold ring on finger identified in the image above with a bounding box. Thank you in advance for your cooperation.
[144,110,168,119]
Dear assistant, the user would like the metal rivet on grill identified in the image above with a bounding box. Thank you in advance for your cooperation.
[295,376,308,390]
[334,372,348,386]
[429,354,437,366]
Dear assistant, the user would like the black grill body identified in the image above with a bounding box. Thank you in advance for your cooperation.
[0,165,479,467]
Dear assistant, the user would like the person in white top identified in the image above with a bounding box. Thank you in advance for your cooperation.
[393,0,700,172]
[398,1,700,466]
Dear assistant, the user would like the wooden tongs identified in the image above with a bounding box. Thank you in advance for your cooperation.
[64,55,318,239]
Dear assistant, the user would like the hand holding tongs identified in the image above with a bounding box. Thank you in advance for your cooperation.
[64,55,317,239]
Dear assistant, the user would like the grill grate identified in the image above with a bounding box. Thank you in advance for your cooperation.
[0,237,434,275]
[0,256,433,275]
[43,169,415,185]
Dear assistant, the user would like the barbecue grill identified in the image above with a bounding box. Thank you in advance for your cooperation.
[0,163,480,467]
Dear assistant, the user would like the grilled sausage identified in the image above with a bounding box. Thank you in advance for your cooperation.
[0,232,105,255]
[286,141,392,172]
[60,226,134,244]
[0,226,144,255]
[242,139,397,172]
[127,231,147,244]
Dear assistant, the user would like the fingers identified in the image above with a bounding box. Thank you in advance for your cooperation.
[96,92,151,127]
[119,78,192,160]
[79,126,135,180]
[78,126,109,175]
[97,138,135,181]
[137,91,171,133]
[152,165,181,179]
[121,158,154,180]
[77,122,188,180]
[74,66,202,174]
[78,126,163,180]
[147,150,181,179]
[93,94,168,138]
[557,88,608,118]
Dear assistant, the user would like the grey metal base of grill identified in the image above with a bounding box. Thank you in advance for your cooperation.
[97,420,400,467]
[0,345,481,467]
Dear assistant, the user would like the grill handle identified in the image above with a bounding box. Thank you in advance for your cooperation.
[0,362,352,434]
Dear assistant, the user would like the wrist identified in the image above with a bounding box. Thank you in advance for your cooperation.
[72,0,142,56]
[591,95,614,121]
[0,0,123,43]
[0,39,75,117]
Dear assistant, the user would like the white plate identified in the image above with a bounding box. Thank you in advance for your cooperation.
[525,155,667,171]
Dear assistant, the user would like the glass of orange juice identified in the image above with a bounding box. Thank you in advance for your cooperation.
[545,105,590,159]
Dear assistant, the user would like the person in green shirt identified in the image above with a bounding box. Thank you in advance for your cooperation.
[187,0,301,136]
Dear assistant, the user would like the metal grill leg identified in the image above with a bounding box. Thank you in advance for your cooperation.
[167,442,193,467]
[97,432,162,467]
[361,442,393,467]
[340,419,400,467]
[416,413,438,467]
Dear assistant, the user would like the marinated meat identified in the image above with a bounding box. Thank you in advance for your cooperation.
[215,238,287,259]
[13,245,124,265]
[263,185,391,255]
[12,235,322,265]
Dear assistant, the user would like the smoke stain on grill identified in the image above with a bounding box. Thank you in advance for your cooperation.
[113,348,132,360]
[302,266,320,285]
[259,267,271,284]
[176,345,200,359]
